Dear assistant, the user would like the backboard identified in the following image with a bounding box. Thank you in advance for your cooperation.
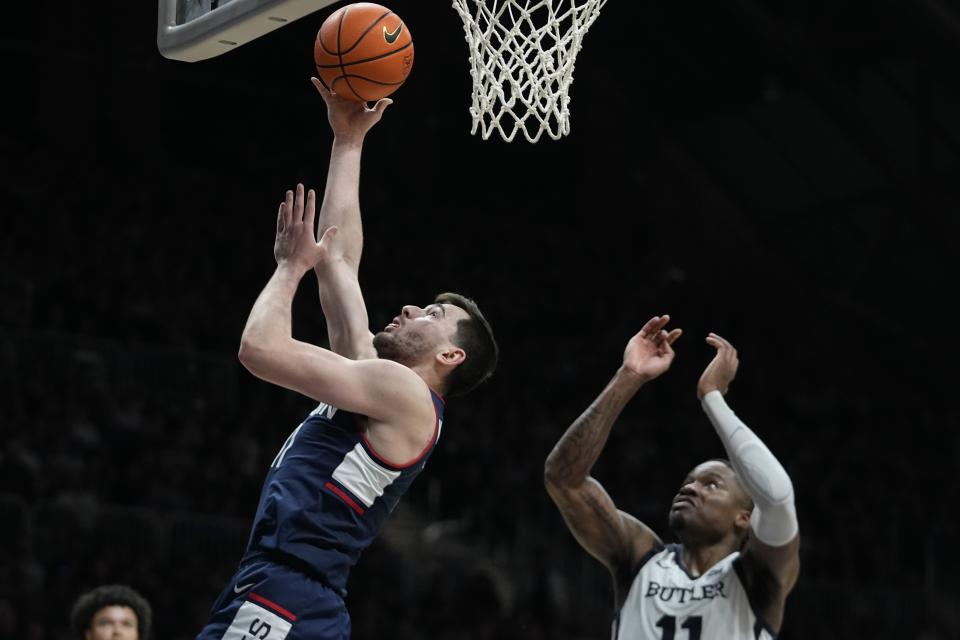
[158,0,340,62]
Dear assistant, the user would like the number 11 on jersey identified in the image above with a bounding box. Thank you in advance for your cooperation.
[656,615,702,640]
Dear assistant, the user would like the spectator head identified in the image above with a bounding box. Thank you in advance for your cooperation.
[70,584,152,640]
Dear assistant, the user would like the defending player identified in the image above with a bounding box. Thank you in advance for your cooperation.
[544,316,799,639]
[195,86,498,640]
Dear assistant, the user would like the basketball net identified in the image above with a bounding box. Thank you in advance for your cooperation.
[452,0,607,143]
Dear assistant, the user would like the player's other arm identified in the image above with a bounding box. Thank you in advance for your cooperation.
[308,80,391,360]
[696,334,800,625]
[238,185,427,422]
[544,316,681,582]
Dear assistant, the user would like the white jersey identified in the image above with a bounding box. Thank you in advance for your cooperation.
[614,544,776,640]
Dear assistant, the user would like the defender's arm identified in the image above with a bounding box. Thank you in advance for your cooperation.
[697,334,800,629]
[544,369,662,575]
[544,316,681,578]
[701,389,800,581]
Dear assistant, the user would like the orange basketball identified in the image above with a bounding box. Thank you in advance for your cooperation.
[314,3,414,102]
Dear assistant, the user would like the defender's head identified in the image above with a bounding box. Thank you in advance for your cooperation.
[668,459,754,548]
[373,292,498,397]
[70,584,152,640]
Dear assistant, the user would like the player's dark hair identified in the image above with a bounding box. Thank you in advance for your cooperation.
[70,584,152,640]
[434,292,498,397]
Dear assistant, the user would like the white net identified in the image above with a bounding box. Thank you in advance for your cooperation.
[452,0,608,143]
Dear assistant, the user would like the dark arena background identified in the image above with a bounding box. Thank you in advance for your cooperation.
[2,1,958,638]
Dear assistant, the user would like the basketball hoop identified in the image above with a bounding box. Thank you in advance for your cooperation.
[451,0,608,143]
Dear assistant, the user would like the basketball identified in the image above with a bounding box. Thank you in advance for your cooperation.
[314,3,414,102]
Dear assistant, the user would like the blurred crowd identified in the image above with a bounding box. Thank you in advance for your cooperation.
[2,103,959,639]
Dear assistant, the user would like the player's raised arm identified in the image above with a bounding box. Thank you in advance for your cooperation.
[308,79,392,360]
[310,79,390,272]
[238,184,429,424]
[696,333,800,629]
[544,316,682,581]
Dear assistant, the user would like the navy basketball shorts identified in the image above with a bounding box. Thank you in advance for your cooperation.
[195,559,350,640]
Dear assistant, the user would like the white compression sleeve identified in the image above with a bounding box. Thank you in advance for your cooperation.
[701,390,798,546]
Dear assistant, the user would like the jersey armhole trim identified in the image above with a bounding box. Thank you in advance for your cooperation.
[613,543,664,630]
[631,543,664,575]
[732,557,778,639]
[359,390,441,470]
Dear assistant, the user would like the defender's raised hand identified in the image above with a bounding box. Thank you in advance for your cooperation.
[622,315,682,383]
[311,77,392,140]
[697,333,740,400]
[275,184,338,274]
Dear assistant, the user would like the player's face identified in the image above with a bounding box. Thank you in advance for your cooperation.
[373,302,468,365]
[667,461,750,543]
[85,605,138,640]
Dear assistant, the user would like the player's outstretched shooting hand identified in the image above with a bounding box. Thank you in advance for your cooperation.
[311,77,392,140]
[275,183,338,274]
[697,333,739,400]
[622,315,682,383]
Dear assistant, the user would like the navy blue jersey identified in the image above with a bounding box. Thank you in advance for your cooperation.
[241,390,444,595]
